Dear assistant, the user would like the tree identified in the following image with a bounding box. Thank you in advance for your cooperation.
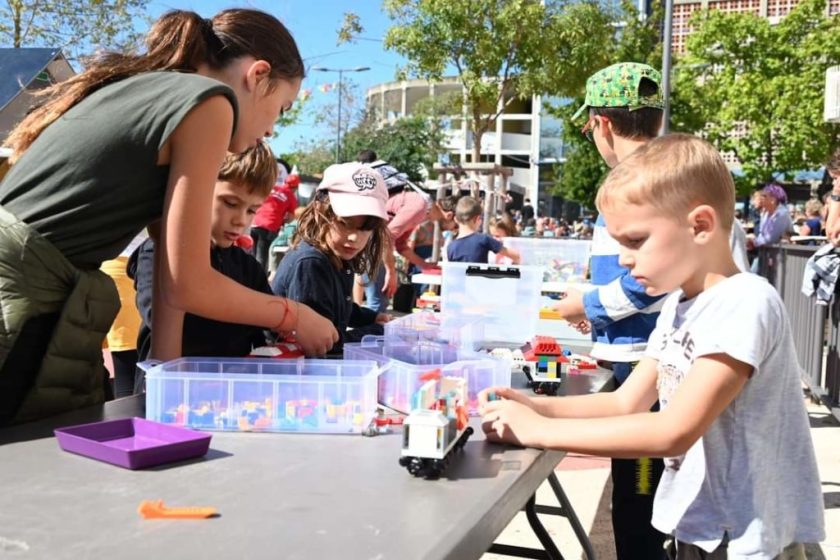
[343,0,615,165]
[549,101,610,210]
[342,113,446,181]
[0,1,150,62]
[673,0,840,191]
[284,138,335,178]
[547,0,665,208]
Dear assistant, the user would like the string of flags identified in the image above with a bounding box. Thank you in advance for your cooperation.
[298,83,337,102]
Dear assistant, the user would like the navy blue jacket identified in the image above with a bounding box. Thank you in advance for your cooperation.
[271,240,378,354]
[128,239,272,361]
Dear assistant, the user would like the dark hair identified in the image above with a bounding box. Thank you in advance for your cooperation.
[275,158,292,175]
[293,191,387,275]
[437,195,459,214]
[489,214,517,237]
[5,9,304,162]
[356,149,378,163]
[218,142,277,199]
[591,78,662,140]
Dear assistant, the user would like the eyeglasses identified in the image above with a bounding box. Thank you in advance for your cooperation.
[581,115,597,143]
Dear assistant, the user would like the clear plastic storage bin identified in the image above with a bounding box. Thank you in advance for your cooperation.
[440,263,542,344]
[144,358,379,434]
[494,237,591,283]
[384,311,484,352]
[343,336,510,415]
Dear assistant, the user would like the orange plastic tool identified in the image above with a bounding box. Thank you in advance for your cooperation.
[138,499,217,519]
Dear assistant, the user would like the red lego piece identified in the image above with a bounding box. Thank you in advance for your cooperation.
[532,336,562,355]
[419,368,442,382]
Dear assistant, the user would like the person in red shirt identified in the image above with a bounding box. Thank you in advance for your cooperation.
[251,158,298,272]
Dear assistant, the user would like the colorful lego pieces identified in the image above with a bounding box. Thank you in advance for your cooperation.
[399,373,474,479]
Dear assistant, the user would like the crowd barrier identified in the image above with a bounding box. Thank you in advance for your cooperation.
[758,244,840,421]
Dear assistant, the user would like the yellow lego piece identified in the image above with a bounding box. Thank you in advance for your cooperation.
[539,307,563,320]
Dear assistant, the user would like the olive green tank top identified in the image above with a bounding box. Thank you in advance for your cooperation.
[0,72,238,269]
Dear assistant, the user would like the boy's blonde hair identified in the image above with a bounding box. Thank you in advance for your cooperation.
[455,196,482,224]
[217,142,277,199]
[596,133,734,230]
[805,198,823,217]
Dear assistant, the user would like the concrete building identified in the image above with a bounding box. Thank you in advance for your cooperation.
[671,0,840,53]
[365,77,565,208]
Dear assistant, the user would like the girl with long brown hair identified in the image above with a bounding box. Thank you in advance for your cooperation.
[0,9,337,425]
[272,163,391,355]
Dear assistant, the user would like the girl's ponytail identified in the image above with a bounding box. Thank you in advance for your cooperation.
[5,8,303,163]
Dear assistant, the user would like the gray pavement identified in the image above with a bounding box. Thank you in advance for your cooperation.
[483,395,840,560]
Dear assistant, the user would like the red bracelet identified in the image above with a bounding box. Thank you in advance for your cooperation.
[273,299,298,334]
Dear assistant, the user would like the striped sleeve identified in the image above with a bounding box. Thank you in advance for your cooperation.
[583,270,665,330]
[583,215,665,330]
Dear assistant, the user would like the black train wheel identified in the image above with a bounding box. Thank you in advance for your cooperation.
[424,458,446,480]
[407,457,426,476]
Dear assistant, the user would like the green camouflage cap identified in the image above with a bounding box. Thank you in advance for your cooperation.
[572,62,664,122]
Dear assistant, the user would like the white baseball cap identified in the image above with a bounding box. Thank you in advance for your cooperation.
[317,162,388,220]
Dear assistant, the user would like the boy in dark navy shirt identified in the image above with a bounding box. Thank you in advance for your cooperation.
[447,197,520,264]
[129,144,277,391]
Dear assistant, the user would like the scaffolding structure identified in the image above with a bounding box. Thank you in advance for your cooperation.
[430,163,513,261]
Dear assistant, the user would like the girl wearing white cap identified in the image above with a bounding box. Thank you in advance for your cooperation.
[271,162,391,355]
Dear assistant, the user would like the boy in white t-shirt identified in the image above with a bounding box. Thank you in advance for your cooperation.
[479,134,824,559]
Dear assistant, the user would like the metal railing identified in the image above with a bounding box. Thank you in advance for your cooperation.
[758,244,840,420]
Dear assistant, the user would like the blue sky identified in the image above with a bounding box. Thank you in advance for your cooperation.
[147,1,407,154]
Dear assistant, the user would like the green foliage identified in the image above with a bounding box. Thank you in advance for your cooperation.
[376,0,615,162]
[546,0,663,207]
[337,12,364,45]
[284,138,336,178]
[548,100,609,209]
[673,0,840,191]
[0,0,150,61]
[342,114,446,181]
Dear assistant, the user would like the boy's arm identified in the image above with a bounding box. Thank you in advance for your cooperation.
[497,247,520,264]
[479,358,659,429]
[534,357,660,418]
[487,235,520,264]
[349,302,378,328]
[581,273,665,330]
[484,353,750,458]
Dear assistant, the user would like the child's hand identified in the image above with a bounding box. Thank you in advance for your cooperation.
[375,313,392,325]
[294,303,339,356]
[477,386,536,411]
[571,319,591,334]
[383,266,398,298]
[480,398,542,447]
[552,289,586,324]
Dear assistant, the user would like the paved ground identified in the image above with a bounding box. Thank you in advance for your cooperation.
[483,395,840,560]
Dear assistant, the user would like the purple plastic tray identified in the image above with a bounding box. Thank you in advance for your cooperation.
[54,417,212,470]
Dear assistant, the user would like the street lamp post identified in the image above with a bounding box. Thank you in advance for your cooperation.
[310,66,370,163]
[661,0,674,134]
